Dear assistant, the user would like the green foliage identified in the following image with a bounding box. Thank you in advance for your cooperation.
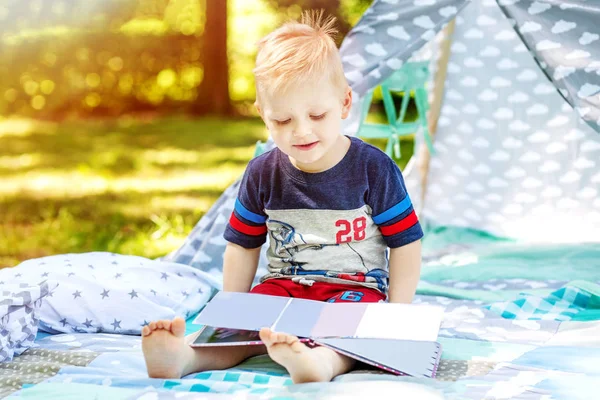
[0,0,374,118]
[1,32,204,118]
[0,116,268,268]
[227,0,281,103]
[339,0,373,26]
[163,0,205,35]
[0,0,138,36]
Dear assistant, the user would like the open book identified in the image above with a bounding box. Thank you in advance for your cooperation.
[190,292,444,378]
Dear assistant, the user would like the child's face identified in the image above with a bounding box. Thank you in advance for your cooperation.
[256,77,352,172]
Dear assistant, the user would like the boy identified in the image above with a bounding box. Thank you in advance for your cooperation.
[141,10,423,384]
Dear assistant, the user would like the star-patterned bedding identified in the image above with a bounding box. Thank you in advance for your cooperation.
[2,228,599,399]
[0,253,220,337]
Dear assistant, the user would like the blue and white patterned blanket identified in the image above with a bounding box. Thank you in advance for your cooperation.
[2,224,599,399]
[485,284,598,322]
[4,237,599,400]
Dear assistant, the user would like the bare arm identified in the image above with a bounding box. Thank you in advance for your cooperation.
[222,242,261,293]
[387,240,422,304]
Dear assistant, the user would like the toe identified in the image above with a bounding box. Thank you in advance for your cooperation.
[149,321,157,331]
[285,334,298,345]
[275,332,288,344]
[289,338,307,353]
[259,328,274,346]
[157,319,172,331]
[171,317,186,337]
[142,325,151,337]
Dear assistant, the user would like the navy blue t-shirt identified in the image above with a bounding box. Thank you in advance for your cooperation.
[224,136,423,292]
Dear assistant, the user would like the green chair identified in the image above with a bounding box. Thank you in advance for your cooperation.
[356,61,435,159]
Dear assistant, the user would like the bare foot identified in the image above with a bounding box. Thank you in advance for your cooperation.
[141,317,193,379]
[259,327,335,384]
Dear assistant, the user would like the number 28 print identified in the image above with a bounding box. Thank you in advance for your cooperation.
[335,217,367,244]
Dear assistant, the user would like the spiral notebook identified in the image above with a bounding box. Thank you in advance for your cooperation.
[190,292,444,378]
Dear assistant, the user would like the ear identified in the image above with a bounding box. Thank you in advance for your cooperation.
[341,87,352,119]
[255,101,272,132]
[254,101,262,117]
[254,101,267,125]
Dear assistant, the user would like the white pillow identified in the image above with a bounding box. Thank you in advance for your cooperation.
[0,252,220,335]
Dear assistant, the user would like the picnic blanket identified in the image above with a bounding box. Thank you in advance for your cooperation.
[3,226,600,399]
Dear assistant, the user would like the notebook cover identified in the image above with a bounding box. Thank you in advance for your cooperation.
[313,338,442,378]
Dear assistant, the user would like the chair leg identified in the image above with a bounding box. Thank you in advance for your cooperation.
[398,90,412,124]
[359,90,374,128]
[381,85,398,126]
[415,88,435,155]
[385,136,394,158]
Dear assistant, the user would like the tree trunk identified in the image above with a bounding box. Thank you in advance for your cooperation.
[194,0,232,116]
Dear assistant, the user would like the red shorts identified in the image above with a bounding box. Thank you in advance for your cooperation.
[250,278,386,303]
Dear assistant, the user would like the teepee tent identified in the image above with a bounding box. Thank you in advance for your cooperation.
[379,0,600,242]
[163,0,600,283]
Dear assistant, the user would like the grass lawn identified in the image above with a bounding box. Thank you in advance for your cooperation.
[0,115,413,268]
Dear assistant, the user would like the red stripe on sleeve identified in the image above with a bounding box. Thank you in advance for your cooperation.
[380,210,418,237]
[229,213,267,236]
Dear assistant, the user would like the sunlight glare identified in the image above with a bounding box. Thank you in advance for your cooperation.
[0,118,57,137]
[0,168,244,198]
[0,153,43,169]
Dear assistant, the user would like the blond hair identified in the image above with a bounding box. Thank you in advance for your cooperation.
[253,10,348,100]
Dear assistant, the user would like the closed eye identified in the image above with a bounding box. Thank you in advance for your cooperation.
[275,119,291,125]
[311,113,326,120]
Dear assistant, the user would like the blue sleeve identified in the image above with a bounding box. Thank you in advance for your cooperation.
[367,157,424,248]
[223,161,268,249]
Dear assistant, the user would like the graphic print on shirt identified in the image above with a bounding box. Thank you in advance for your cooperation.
[267,218,390,289]
[268,219,338,261]
[263,207,390,291]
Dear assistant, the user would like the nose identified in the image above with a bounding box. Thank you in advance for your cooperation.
[292,119,311,138]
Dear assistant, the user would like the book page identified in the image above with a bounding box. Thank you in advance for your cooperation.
[272,297,326,337]
[310,303,368,338]
[192,292,291,331]
[354,303,444,341]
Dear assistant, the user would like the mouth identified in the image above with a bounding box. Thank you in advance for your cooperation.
[293,141,319,151]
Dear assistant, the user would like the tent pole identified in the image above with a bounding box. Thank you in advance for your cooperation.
[418,18,456,208]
